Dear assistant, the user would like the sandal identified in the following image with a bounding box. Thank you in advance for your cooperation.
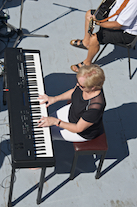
[71,62,85,73]
[70,39,88,50]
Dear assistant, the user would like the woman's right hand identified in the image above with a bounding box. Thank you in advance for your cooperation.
[38,94,56,108]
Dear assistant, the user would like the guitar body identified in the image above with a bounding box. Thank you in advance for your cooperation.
[88,0,116,35]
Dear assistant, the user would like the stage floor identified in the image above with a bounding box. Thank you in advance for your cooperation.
[0,0,137,206]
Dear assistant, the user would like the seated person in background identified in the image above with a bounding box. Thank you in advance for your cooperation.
[70,0,137,72]
[38,64,106,142]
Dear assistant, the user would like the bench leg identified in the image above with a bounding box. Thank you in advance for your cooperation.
[69,152,78,180]
[95,151,106,179]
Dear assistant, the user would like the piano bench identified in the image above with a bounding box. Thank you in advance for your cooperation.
[69,132,108,180]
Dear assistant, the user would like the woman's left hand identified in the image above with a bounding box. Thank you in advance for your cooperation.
[38,116,58,127]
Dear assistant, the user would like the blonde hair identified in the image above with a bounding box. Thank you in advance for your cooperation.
[77,64,105,90]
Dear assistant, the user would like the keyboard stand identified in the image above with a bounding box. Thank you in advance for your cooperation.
[4,0,48,48]
[8,167,15,207]
[37,167,46,204]
[8,165,46,207]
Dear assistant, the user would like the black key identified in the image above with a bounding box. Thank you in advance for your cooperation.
[29,93,39,97]
[25,62,35,66]
[32,122,39,127]
[27,75,37,79]
[30,101,40,105]
[25,55,34,61]
[25,67,36,73]
[28,87,38,92]
[33,131,44,135]
[31,110,41,114]
[31,109,41,113]
[31,116,41,119]
[27,80,37,84]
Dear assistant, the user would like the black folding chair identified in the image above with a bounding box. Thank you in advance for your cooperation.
[93,36,137,79]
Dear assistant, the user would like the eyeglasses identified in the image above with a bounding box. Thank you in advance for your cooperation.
[77,80,85,89]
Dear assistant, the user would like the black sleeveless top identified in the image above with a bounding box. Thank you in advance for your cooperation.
[68,86,106,140]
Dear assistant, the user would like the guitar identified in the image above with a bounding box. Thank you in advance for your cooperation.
[88,0,116,35]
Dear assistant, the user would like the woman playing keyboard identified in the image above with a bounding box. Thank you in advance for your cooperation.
[38,64,106,142]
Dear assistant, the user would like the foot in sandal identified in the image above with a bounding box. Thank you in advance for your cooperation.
[70,39,88,50]
[70,61,86,73]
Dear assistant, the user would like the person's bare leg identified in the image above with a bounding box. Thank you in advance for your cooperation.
[84,33,100,65]
[70,10,100,72]
[70,10,91,48]
[83,10,92,48]
[71,33,100,72]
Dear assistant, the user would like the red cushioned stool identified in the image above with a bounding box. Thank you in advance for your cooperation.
[69,132,108,180]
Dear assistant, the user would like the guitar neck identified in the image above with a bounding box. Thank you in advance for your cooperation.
[94,0,107,16]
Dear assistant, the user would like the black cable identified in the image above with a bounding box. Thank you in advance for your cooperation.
[0,37,9,55]
[0,0,7,12]
[0,133,11,153]
[0,0,18,189]
[0,21,16,38]
[0,133,18,189]
[0,133,11,188]
[0,59,4,76]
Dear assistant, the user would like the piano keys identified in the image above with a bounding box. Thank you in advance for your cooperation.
[4,47,55,168]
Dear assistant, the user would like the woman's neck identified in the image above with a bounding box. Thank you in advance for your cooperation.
[82,89,101,100]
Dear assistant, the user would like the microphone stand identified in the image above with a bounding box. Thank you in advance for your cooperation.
[2,0,49,105]
[3,0,49,48]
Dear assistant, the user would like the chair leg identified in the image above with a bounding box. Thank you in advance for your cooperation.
[93,44,108,63]
[69,152,79,180]
[95,151,106,179]
[127,48,131,79]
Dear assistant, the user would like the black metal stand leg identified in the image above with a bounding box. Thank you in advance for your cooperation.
[69,152,78,180]
[8,167,15,207]
[93,44,108,63]
[3,68,7,105]
[37,167,46,205]
[4,0,49,48]
[13,35,22,48]
[95,152,106,179]
[127,48,131,79]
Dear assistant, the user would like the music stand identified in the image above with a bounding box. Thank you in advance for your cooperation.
[3,0,49,48]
